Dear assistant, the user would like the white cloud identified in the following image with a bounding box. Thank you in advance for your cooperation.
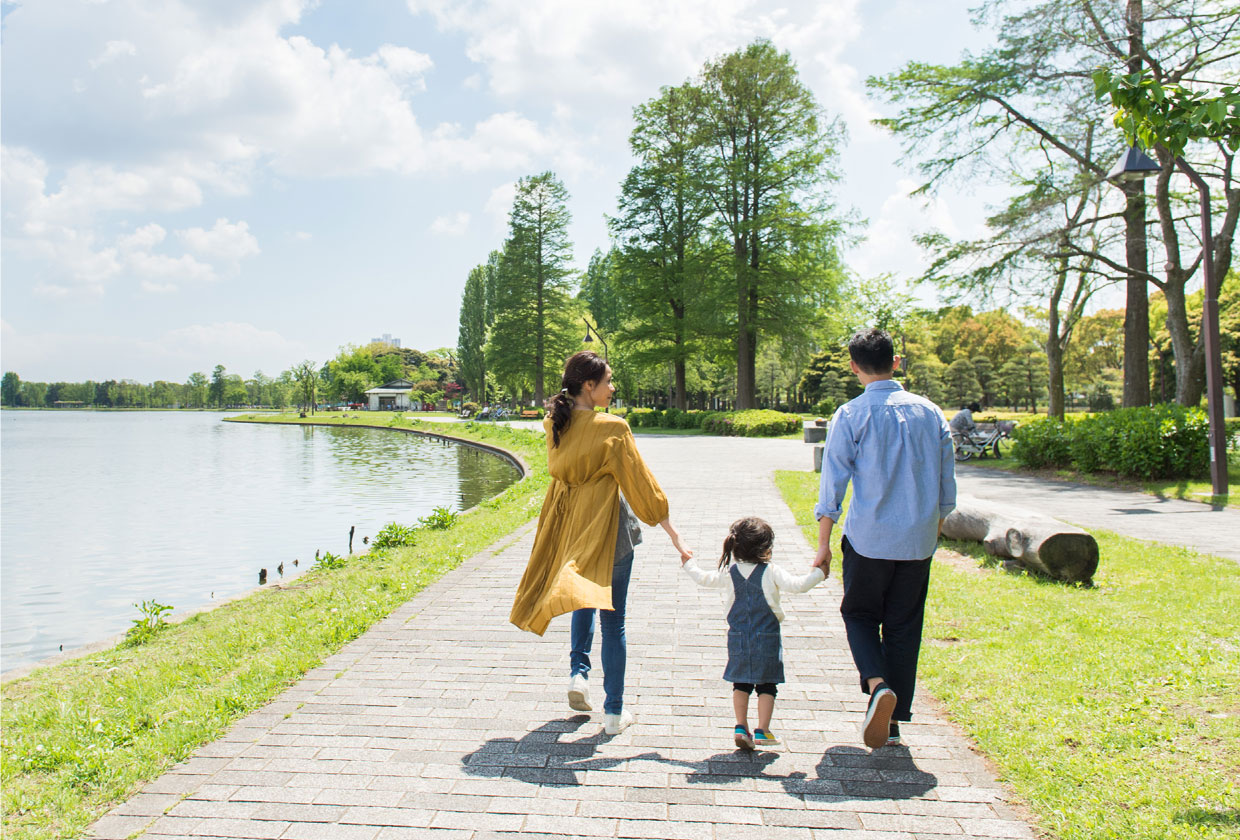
[177,218,260,263]
[846,178,972,283]
[293,230,313,241]
[430,211,471,236]
[484,181,516,231]
[90,39,137,69]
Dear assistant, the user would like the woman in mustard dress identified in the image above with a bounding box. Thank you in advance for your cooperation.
[510,351,693,734]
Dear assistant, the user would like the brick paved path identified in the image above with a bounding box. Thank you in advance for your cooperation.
[89,437,1035,840]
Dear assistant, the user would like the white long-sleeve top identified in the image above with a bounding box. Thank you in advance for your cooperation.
[682,558,825,622]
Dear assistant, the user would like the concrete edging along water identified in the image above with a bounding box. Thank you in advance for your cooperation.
[0,417,532,685]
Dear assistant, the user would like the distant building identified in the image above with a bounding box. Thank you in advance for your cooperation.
[370,333,401,348]
[365,379,423,411]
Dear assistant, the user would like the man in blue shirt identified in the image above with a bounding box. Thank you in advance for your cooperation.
[813,329,956,749]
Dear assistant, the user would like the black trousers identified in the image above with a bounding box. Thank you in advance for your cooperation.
[839,535,932,722]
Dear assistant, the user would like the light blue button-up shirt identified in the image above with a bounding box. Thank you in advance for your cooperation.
[814,379,956,560]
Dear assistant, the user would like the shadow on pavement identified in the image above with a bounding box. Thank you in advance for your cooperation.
[461,717,936,801]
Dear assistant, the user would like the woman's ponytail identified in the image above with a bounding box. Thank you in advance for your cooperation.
[548,351,608,447]
[549,390,573,447]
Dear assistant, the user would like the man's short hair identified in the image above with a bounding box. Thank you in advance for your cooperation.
[848,328,895,374]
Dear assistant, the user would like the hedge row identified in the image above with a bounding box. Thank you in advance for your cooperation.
[621,407,802,437]
[1010,405,1230,479]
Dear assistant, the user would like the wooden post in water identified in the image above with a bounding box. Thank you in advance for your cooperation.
[349,525,355,554]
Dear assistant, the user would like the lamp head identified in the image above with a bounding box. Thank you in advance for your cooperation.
[1108,145,1161,182]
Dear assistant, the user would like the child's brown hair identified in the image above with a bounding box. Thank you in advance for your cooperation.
[718,516,775,569]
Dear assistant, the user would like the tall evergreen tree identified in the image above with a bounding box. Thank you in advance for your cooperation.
[691,40,845,409]
[458,263,491,402]
[611,83,722,410]
[488,172,576,404]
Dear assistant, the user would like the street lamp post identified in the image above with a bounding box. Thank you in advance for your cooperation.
[581,316,609,362]
[1110,145,1228,497]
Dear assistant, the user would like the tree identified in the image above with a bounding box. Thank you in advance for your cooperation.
[2,372,22,406]
[610,83,722,410]
[458,262,491,402]
[291,361,319,414]
[944,358,983,406]
[870,1,1239,410]
[1096,61,1240,405]
[488,172,576,404]
[692,40,846,408]
[185,372,208,408]
[208,365,227,408]
[1001,343,1050,412]
[972,356,996,407]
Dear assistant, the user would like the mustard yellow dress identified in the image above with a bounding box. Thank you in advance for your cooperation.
[509,410,669,635]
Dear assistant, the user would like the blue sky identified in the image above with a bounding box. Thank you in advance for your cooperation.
[2,0,998,382]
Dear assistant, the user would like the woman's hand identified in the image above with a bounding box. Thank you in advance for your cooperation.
[659,518,694,563]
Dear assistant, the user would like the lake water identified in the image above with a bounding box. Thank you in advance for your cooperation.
[0,411,522,672]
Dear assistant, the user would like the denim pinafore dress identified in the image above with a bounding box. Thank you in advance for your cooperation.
[722,564,785,684]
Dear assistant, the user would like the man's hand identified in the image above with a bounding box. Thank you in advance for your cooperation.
[814,514,835,577]
[812,545,831,577]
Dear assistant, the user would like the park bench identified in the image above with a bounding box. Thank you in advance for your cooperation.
[519,409,541,419]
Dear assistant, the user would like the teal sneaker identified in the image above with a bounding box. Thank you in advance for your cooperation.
[753,728,780,748]
[734,725,754,751]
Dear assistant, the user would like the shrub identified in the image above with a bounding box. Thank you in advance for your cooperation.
[419,506,459,530]
[314,550,347,570]
[123,600,174,647]
[462,402,479,415]
[1011,417,1073,469]
[371,522,418,551]
[701,409,801,437]
[1013,405,1211,479]
[813,398,837,417]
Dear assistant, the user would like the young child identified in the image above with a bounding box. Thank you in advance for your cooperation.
[682,517,825,750]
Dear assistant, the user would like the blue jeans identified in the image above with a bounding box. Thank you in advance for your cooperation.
[569,550,633,714]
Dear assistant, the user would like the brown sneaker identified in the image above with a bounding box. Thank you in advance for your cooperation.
[862,684,897,749]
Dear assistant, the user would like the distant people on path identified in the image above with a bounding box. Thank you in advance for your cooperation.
[950,401,981,436]
[510,350,693,736]
[682,516,824,750]
[814,328,957,749]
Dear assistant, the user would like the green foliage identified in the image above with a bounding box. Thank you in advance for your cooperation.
[1014,405,1214,479]
[1095,68,1240,157]
[418,506,459,530]
[457,263,491,402]
[370,523,418,552]
[121,600,174,647]
[487,173,578,403]
[314,551,347,570]
[702,409,801,437]
[1010,416,1073,469]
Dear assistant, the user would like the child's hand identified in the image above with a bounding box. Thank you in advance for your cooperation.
[671,534,694,563]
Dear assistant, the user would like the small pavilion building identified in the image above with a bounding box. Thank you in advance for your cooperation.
[365,379,420,411]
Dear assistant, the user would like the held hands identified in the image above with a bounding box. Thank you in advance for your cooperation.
[812,545,831,578]
[671,533,694,564]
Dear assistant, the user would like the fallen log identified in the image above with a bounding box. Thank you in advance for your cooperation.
[941,495,1099,584]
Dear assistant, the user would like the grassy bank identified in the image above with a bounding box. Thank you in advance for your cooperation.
[774,469,1240,840]
[1,415,548,840]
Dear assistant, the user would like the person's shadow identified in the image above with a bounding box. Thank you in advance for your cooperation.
[462,718,937,800]
[460,716,663,786]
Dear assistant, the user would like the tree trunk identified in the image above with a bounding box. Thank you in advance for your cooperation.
[1047,252,1067,420]
[1164,284,1205,406]
[734,239,756,409]
[942,495,1099,584]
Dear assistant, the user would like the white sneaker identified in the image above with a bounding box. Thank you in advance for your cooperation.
[603,708,634,735]
[567,674,592,711]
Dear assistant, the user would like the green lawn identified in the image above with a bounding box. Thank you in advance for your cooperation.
[774,469,1240,840]
[1,416,548,840]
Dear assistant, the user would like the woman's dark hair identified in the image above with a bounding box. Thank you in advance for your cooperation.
[548,351,609,447]
[718,516,775,569]
[848,328,895,374]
